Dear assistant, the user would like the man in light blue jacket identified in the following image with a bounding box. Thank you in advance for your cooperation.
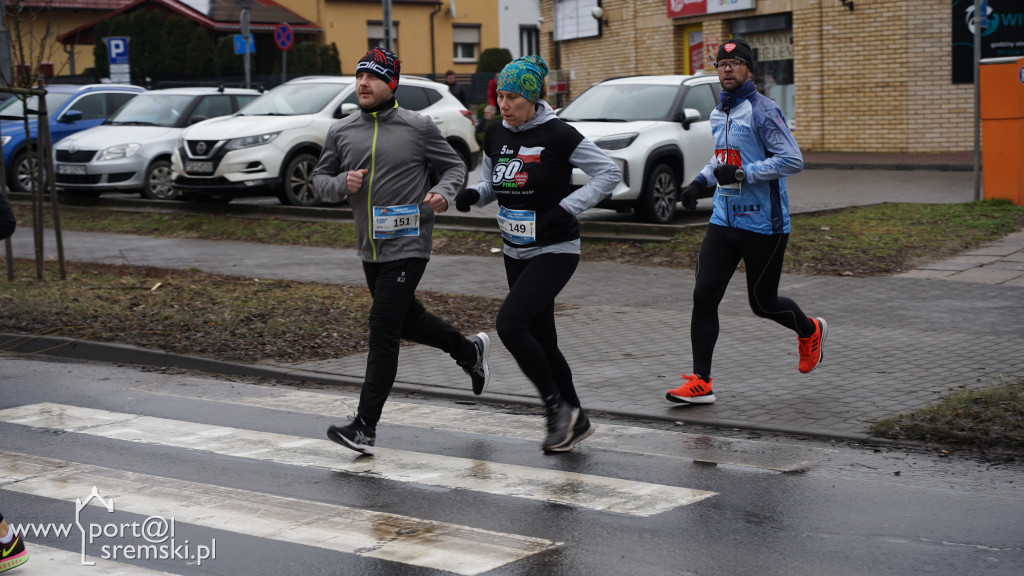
[667,38,827,406]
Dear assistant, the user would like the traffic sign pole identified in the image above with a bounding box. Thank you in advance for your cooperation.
[241,9,251,89]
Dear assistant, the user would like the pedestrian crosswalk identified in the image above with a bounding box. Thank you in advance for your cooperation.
[8,543,180,575]
[0,376,833,575]
[0,452,554,575]
[0,403,715,516]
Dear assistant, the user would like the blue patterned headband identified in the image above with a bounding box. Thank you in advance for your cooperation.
[497,55,549,103]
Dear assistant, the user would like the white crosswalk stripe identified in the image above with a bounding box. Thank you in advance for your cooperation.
[134,378,835,472]
[0,451,555,576]
[0,403,716,517]
[5,543,181,575]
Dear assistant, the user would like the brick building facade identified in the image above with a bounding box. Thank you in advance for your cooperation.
[538,0,974,154]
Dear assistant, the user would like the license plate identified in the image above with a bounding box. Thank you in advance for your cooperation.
[185,161,213,174]
[57,164,86,175]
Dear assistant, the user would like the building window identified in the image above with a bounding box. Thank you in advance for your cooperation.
[520,26,539,57]
[367,21,399,51]
[554,0,599,41]
[453,24,480,63]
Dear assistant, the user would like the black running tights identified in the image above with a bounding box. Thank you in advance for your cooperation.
[496,253,581,407]
[358,258,476,427]
[691,224,815,378]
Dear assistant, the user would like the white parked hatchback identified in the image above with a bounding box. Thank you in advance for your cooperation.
[171,75,480,206]
[558,74,721,223]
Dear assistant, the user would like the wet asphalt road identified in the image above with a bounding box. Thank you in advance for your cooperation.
[1,355,1021,576]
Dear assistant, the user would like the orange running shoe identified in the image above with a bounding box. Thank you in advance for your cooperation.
[666,374,715,404]
[798,317,828,373]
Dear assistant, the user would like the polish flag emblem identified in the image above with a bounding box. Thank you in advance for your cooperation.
[516,146,544,164]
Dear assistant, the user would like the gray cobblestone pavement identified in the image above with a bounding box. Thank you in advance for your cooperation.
[6,226,1023,441]
[4,155,1023,441]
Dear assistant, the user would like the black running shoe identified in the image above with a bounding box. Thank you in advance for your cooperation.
[458,332,490,395]
[0,528,28,573]
[327,416,376,455]
[541,401,579,451]
[547,412,596,453]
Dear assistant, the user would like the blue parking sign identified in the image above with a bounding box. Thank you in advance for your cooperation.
[234,35,255,55]
[105,37,130,65]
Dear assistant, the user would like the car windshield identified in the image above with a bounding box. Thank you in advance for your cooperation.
[237,83,346,116]
[558,84,679,122]
[0,93,74,120]
[107,94,196,127]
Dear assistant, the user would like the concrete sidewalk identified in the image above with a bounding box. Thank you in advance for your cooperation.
[4,224,1023,441]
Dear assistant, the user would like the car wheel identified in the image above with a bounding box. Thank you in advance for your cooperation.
[637,163,678,224]
[9,151,44,193]
[277,153,320,206]
[140,159,178,200]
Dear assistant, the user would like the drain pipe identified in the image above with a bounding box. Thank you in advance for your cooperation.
[429,2,443,77]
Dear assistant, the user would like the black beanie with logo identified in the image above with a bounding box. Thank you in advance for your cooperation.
[356,48,401,91]
[716,38,754,65]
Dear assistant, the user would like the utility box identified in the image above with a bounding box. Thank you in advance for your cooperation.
[980,56,1024,205]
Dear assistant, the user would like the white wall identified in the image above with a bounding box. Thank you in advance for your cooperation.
[497,0,540,59]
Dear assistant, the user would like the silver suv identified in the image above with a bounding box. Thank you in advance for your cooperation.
[54,87,260,199]
[558,74,720,223]
[171,75,480,206]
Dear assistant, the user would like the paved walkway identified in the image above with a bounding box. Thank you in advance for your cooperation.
[3,154,1023,441]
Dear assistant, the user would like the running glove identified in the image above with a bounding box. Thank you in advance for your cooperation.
[680,181,701,211]
[454,188,480,212]
[713,164,743,185]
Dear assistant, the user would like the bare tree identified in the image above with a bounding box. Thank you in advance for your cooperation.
[2,0,68,279]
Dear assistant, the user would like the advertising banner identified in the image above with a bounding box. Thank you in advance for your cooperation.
[952,0,1024,83]
[667,0,756,19]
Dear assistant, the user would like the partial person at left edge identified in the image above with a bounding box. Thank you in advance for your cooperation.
[312,47,490,456]
[0,190,15,240]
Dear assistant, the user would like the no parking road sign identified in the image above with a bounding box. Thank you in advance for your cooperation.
[275,23,293,51]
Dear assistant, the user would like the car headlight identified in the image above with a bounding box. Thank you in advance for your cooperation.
[595,133,639,151]
[0,136,10,147]
[224,132,280,151]
[97,143,142,161]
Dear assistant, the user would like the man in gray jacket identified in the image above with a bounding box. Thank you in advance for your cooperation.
[313,48,489,455]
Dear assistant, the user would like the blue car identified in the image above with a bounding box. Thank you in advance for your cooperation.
[0,84,145,192]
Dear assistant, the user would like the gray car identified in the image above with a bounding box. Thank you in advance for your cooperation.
[54,87,260,199]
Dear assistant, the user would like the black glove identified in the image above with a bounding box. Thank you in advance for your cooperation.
[454,188,480,212]
[713,164,743,186]
[680,181,701,211]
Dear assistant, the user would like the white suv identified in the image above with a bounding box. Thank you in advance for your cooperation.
[558,74,721,223]
[170,75,480,206]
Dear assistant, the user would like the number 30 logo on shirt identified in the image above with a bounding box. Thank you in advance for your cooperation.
[492,157,527,189]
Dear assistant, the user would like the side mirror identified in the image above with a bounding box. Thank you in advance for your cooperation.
[680,108,700,130]
[60,110,84,123]
[339,103,359,118]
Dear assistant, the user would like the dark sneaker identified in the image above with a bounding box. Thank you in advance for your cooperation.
[798,317,827,373]
[0,530,28,573]
[458,332,490,395]
[666,374,715,404]
[546,411,595,453]
[541,401,579,451]
[327,416,376,455]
